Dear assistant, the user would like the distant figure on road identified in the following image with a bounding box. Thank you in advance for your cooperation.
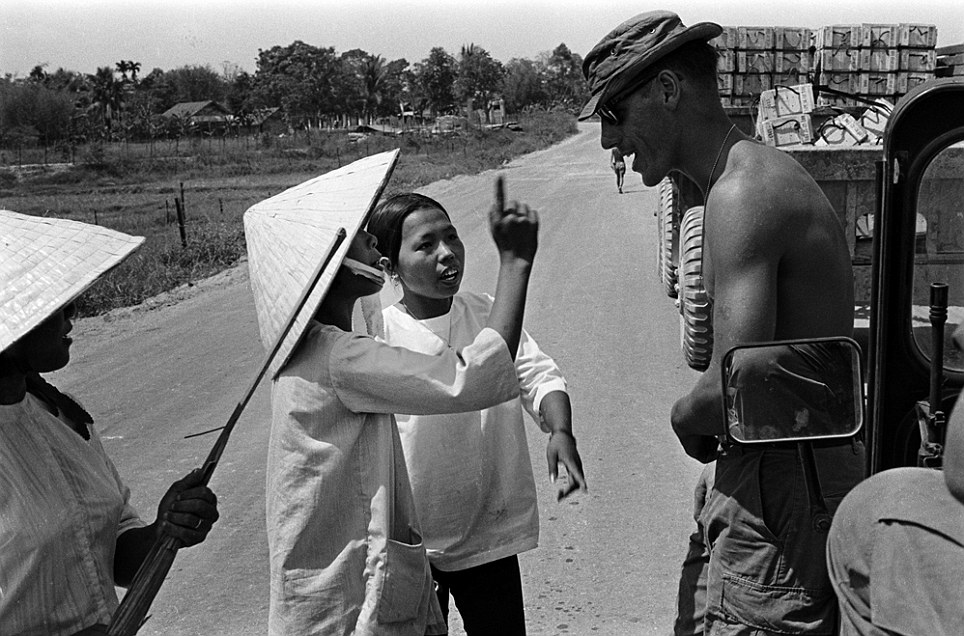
[611,148,626,193]
[581,10,864,635]
[0,211,219,634]
[368,192,586,635]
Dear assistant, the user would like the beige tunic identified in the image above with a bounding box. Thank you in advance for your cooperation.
[382,292,568,571]
[267,322,519,635]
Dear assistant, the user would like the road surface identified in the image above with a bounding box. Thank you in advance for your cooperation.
[52,122,708,635]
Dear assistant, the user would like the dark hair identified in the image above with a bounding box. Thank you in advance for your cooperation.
[654,40,719,90]
[368,192,450,265]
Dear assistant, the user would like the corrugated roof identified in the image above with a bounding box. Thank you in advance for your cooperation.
[160,100,231,119]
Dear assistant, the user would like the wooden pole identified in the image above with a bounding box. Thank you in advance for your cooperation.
[174,198,187,248]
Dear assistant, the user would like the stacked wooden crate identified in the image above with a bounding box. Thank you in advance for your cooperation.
[814,25,862,106]
[733,26,774,107]
[714,26,813,107]
[758,85,817,146]
[895,24,939,93]
[814,23,937,106]
[773,27,813,89]
[713,26,738,107]
[935,43,963,77]
[711,22,941,147]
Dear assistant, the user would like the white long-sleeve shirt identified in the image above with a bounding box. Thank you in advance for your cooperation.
[0,394,145,636]
[381,292,568,571]
[267,321,519,636]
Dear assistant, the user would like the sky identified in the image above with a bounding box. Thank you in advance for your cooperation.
[2,0,963,78]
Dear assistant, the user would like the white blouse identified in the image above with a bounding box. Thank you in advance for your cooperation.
[381,292,568,571]
[266,321,519,636]
[0,394,145,636]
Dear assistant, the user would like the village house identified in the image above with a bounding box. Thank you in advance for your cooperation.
[160,100,233,135]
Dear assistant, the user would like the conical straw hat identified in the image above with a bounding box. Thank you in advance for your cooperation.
[244,149,399,377]
[0,210,144,352]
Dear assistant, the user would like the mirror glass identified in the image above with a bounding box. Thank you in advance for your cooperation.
[912,138,964,371]
[722,338,864,444]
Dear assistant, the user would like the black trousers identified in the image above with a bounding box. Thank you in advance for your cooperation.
[431,555,526,635]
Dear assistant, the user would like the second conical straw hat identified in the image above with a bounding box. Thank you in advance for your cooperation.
[244,149,399,377]
[0,210,144,352]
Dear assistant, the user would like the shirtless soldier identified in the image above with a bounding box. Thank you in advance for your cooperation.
[580,11,865,634]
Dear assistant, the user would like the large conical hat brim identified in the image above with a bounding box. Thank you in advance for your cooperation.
[243,149,399,377]
[0,210,144,352]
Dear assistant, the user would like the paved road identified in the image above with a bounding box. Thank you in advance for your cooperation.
[53,122,707,635]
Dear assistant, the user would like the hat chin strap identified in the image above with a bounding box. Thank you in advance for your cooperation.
[342,257,387,285]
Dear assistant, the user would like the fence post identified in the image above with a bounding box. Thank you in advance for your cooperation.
[165,200,170,225]
[174,197,188,248]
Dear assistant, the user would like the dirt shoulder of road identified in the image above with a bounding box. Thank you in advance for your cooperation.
[75,258,250,341]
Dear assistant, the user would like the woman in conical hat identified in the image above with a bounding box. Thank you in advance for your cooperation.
[251,172,540,635]
[0,210,220,636]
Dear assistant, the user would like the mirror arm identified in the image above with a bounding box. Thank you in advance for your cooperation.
[797,442,832,533]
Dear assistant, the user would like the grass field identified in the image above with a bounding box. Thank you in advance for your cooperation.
[1,111,578,316]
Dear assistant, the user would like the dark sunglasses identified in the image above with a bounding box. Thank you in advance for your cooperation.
[598,104,620,125]
[596,72,660,126]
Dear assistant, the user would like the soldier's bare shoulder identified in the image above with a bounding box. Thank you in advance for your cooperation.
[717,141,827,219]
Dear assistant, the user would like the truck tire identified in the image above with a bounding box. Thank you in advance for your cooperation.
[678,205,713,371]
[656,177,678,298]
[655,178,669,281]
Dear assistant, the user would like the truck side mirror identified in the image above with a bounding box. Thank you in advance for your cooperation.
[722,337,864,444]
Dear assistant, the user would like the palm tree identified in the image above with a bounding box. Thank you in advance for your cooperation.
[90,66,124,135]
[115,60,141,85]
[361,55,386,124]
[116,60,130,82]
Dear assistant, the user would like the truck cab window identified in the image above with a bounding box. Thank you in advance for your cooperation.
[912,139,964,371]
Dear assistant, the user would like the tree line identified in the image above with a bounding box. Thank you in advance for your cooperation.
[0,41,590,148]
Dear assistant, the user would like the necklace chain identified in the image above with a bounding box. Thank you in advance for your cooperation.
[706,123,737,201]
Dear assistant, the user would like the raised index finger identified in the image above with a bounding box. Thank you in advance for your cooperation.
[495,175,505,214]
